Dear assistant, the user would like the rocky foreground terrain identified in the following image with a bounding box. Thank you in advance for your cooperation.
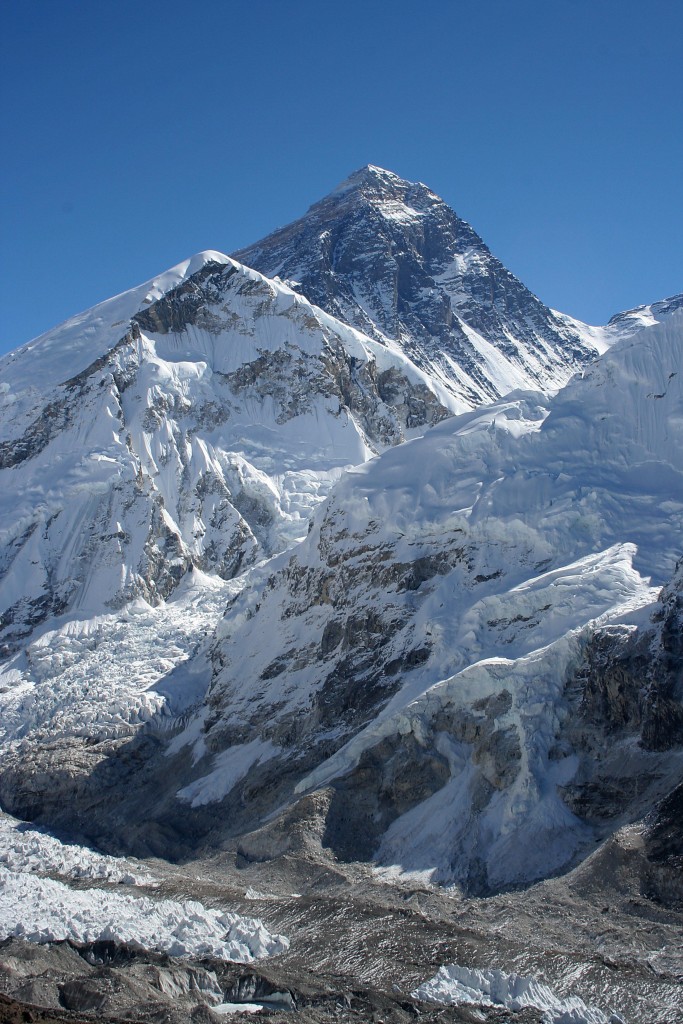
[0,801,681,1023]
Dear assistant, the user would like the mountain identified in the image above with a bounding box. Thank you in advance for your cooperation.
[3,299,679,901]
[0,170,681,1023]
[135,307,680,893]
[0,251,453,658]
[235,165,603,410]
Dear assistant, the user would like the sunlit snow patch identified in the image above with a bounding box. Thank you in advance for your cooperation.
[177,737,281,807]
[0,866,288,962]
[413,964,623,1024]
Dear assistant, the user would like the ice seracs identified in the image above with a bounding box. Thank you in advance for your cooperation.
[0,866,288,962]
[0,810,155,885]
[413,963,622,1024]
[0,806,288,966]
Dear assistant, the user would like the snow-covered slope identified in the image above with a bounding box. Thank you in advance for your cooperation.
[0,251,452,657]
[161,310,683,891]
[604,291,683,338]
[236,165,602,411]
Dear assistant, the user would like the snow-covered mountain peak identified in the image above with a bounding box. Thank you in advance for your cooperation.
[330,163,408,192]
[0,249,453,656]
[325,164,437,212]
[235,170,601,410]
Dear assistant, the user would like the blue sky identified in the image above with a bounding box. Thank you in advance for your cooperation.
[1,0,681,354]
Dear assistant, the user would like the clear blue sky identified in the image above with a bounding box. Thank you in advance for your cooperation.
[2,0,681,354]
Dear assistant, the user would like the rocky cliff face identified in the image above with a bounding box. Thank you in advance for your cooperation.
[236,165,601,410]
[558,557,683,817]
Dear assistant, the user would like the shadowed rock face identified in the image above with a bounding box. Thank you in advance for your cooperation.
[575,559,683,750]
[558,562,683,835]
[646,781,683,895]
[236,165,598,408]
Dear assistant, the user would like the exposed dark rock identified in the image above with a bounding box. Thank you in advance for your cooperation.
[133,261,236,335]
[645,782,683,870]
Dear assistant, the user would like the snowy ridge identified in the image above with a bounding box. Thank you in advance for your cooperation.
[0,251,231,413]
[605,291,683,337]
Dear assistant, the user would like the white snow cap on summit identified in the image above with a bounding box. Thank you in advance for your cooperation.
[330,164,421,194]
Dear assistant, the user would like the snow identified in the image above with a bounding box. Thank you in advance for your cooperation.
[0,811,155,885]
[177,737,281,808]
[0,569,237,747]
[200,311,682,886]
[0,865,288,962]
[556,292,683,354]
[413,963,622,1024]
[377,198,425,224]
